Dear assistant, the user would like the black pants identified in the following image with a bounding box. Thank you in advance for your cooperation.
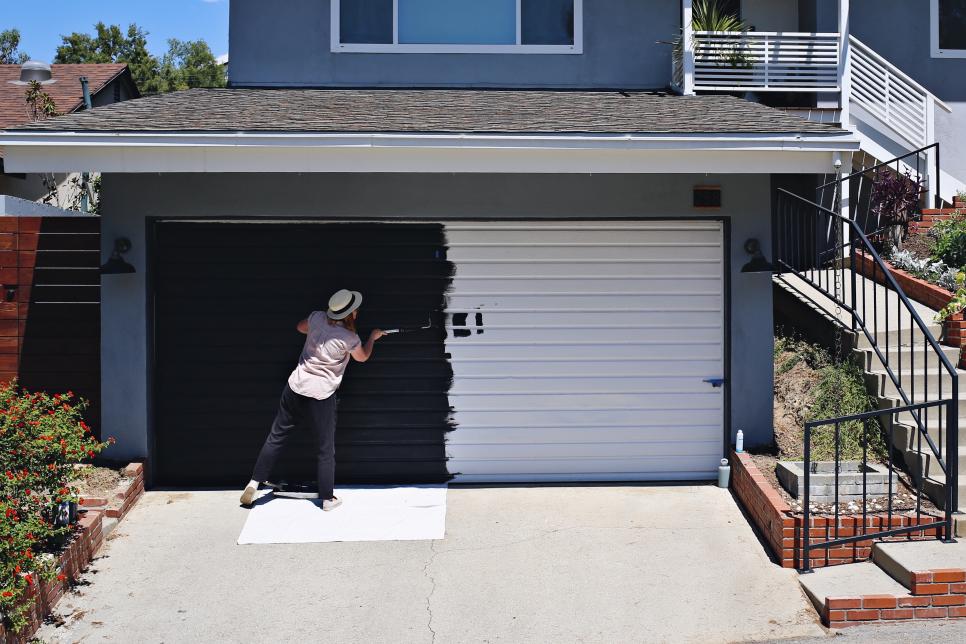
[251,383,337,499]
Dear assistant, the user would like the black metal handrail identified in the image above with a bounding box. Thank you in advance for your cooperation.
[817,143,942,237]
[802,401,952,572]
[773,189,958,568]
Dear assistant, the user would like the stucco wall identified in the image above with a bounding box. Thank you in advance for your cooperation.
[98,172,777,466]
[742,0,800,32]
[228,0,679,89]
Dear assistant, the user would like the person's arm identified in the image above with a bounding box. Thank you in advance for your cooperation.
[351,329,385,362]
[296,318,309,334]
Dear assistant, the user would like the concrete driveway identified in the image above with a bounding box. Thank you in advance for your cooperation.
[37,485,825,644]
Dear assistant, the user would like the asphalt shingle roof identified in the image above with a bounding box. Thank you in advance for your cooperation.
[9,88,841,136]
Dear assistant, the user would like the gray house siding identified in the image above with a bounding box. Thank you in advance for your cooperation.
[99,172,774,467]
[228,0,678,89]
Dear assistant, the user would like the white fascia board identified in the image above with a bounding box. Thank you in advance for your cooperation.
[0,131,860,174]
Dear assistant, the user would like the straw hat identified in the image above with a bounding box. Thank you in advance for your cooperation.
[326,289,363,320]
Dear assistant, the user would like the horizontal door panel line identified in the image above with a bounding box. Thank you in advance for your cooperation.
[446,242,722,248]
[446,440,723,447]
[442,291,722,297]
[448,423,722,430]
[444,225,722,231]
[443,324,723,330]
[442,340,722,346]
[449,454,723,463]
[451,275,720,280]
[450,259,721,264]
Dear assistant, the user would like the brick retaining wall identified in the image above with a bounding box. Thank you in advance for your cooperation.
[730,452,941,569]
[0,462,145,643]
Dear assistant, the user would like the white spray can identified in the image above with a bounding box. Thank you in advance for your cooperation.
[736,429,744,453]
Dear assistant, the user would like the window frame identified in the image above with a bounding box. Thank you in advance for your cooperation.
[331,0,584,54]
[931,0,966,59]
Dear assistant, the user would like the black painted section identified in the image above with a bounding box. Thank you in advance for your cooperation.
[153,222,455,486]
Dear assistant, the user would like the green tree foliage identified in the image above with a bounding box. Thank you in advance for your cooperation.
[54,22,225,94]
[0,28,30,64]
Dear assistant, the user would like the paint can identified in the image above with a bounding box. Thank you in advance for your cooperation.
[717,458,731,489]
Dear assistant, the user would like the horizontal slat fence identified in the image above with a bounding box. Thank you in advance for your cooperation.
[0,216,100,433]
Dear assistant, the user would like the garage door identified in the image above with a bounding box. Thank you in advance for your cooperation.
[442,222,725,481]
[153,220,724,486]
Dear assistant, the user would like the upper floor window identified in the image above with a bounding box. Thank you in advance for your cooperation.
[932,0,966,58]
[332,0,583,54]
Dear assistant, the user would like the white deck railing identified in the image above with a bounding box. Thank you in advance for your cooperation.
[690,31,841,92]
[849,35,951,149]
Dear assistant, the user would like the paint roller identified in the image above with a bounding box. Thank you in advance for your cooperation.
[381,317,433,335]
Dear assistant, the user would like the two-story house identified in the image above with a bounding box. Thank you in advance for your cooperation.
[0,0,959,493]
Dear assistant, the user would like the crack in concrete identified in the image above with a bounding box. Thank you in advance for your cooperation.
[423,539,439,644]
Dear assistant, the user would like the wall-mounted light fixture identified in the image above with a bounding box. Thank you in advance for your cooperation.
[100,238,136,275]
[740,238,774,273]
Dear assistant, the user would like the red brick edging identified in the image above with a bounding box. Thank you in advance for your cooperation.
[0,463,145,643]
[821,567,966,628]
[730,452,941,570]
[853,252,966,368]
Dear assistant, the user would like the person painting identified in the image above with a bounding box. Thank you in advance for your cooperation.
[240,289,385,510]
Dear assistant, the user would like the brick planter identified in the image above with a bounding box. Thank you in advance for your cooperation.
[853,252,966,368]
[730,452,941,569]
[0,462,145,643]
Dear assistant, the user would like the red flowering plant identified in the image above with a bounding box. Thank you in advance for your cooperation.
[0,380,111,633]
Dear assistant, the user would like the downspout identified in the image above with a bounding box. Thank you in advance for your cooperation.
[79,77,92,213]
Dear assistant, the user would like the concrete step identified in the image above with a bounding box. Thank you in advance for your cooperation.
[916,474,966,513]
[777,274,942,347]
[799,561,914,625]
[872,540,966,590]
[867,370,957,398]
[902,446,966,475]
[856,345,961,374]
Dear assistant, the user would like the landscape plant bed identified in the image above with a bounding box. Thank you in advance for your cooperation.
[0,462,144,643]
[731,452,944,570]
[748,452,940,517]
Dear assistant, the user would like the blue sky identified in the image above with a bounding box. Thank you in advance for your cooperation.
[4,0,230,62]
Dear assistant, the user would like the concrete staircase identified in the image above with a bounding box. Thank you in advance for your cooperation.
[775,273,966,536]
[800,539,966,627]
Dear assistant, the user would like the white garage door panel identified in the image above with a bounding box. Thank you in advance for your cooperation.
[453,456,723,479]
[449,425,722,445]
[451,359,723,378]
[444,221,725,482]
[451,409,723,429]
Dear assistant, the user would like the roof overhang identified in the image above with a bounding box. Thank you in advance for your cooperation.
[0,130,860,174]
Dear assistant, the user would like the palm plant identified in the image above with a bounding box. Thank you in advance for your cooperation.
[669,0,751,79]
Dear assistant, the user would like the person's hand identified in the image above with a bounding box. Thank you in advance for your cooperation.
[370,329,386,341]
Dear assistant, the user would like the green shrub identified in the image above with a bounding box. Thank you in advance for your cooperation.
[775,335,886,462]
[0,382,111,634]
[930,212,966,268]
[808,361,887,462]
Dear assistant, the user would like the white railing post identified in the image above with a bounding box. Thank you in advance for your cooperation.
[763,33,770,89]
[839,0,851,126]
[927,98,938,206]
[683,0,696,95]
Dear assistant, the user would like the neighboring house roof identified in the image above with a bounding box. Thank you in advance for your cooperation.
[10,87,841,135]
[0,63,134,130]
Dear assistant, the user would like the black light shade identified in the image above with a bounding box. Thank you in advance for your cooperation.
[100,238,136,275]
[740,238,775,273]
